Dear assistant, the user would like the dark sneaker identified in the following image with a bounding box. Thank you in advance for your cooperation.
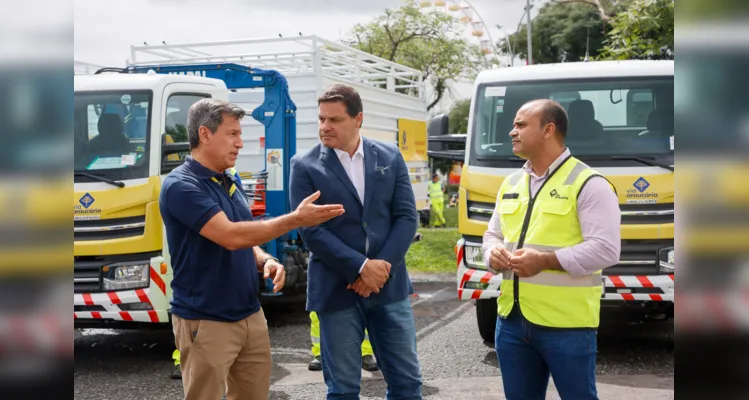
[362,355,378,371]
[170,364,182,379]
[308,356,322,371]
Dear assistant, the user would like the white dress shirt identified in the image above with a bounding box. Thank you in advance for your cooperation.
[333,138,368,273]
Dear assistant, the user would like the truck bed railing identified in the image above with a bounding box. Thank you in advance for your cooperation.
[127,35,425,99]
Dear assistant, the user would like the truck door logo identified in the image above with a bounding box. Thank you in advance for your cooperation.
[633,177,650,193]
[79,193,95,209]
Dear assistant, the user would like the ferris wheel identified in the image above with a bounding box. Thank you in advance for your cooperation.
[413,0,499,67]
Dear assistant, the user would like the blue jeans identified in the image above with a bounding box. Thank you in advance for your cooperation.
[317,298,422,400]
[495,308,598,400]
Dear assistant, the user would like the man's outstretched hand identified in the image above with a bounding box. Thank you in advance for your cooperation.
[294,191,345,227]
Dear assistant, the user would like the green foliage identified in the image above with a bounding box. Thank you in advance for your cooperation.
[501,2,609,64]
[598,0,674,60]
[448,99,470,134]
[166,124,188,143]
[675,0,748,22]
[406,208,460,273]
[345,0,495,110]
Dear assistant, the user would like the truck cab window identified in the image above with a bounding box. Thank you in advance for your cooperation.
[165,94,209,144]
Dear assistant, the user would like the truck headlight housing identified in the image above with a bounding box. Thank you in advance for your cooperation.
[103,262,150,291]
[463,243,487,270]
[658,247,674,273]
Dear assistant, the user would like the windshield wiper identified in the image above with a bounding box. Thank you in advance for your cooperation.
[610,156,674,171]
[74,172,125,188]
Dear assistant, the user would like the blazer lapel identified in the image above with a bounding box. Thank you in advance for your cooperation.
[319,146,361,204]
[363,138,378,213]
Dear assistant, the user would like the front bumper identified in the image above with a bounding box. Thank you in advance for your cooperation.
[73,287,169,323]
[73,255,170,323]
[455,239,675,302]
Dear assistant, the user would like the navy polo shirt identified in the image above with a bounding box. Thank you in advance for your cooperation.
[159,156,260,322]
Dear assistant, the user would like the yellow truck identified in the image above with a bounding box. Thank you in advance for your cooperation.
[429,60,675,342]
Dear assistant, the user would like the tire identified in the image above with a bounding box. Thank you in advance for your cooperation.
[475,298,498,343]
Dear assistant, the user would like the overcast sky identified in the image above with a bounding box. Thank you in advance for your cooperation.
[74,0,538,107]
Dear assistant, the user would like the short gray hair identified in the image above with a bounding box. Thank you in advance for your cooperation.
[187,98,246,148]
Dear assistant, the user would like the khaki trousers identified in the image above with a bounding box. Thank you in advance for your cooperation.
[173,309,272,400]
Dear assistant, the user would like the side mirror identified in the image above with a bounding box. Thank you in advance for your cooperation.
[161,133,190,174]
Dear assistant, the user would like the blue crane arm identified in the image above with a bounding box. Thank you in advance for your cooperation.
[127,63,298,260]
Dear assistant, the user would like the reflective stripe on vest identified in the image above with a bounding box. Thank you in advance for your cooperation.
[428,182,443,200]
[495,155,615,329]
[210,167,239,197]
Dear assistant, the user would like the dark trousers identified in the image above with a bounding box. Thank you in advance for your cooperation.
[495,308,598,400]
[317,299,423,400]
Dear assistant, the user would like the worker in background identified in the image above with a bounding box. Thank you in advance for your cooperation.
[483,99,620,399]
[428,173,446,228]
[169,166,246,380]
[308,311,378,372]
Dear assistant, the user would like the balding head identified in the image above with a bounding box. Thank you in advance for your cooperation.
[510,99,568,159]
[520,99,568,139]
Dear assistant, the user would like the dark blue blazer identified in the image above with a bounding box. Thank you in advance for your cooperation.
[289,137,418,313]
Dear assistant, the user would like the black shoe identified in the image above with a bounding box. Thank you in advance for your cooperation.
[170,364,182,379]
[362,355,378,371]
[308,356,322,371]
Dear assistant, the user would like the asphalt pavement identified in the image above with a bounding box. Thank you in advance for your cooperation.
[74,279,674,399]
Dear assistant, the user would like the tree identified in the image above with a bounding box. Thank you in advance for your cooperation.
[499,2,609,64]
[448,99,470,134]
[344,0,493,111]
[598,0,674,60]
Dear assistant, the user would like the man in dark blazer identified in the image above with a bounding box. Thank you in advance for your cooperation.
[289,83,423,400]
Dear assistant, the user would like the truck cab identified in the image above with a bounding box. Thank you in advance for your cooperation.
[431,60,675,342]
[73,69,281,327]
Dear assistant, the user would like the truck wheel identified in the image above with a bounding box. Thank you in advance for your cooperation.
[475,298,498,343]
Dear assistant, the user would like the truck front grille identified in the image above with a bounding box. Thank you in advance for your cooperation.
[74,216,146,241]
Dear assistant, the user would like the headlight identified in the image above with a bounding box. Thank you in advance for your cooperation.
[658,247,674,273]
[103,263,150,291]
[464,243,487,270]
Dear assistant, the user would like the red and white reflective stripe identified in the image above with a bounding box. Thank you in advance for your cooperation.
[74,288,161,323]
[74,289,153,307]
[603,293,673,301]
[74,310,160,323]
[604,274,674,288]
[0,313,71,355]
[458,288,498,300]
[462,270,502,285]
[676,291,749,331]
[150,265,167,296]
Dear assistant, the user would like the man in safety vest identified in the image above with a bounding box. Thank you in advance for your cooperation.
[170,166,246,380]
[308,311,378,372]
[482,99,621,399]
[428,174,446,228]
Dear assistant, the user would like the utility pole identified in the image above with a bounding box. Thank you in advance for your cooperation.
[525,0,533,65]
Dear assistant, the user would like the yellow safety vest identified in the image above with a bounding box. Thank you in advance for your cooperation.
[428,181,443,201]
[495,156,615,329]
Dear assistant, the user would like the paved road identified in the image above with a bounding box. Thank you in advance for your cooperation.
[74,280,674,399]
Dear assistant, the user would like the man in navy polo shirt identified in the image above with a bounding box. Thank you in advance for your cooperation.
[160,98,344,400]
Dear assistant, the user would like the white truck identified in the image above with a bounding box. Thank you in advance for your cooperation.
[73,36,431,327]
[127,35,432,220]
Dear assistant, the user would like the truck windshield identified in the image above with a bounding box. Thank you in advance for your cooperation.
[470,76,674,165]
[74,90,152,181]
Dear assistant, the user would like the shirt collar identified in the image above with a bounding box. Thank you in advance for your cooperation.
[333,137,364,160]
[522,147,571,179]
[184,155,233,181]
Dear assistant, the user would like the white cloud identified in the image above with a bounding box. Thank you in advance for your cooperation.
[74,0,534,108]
